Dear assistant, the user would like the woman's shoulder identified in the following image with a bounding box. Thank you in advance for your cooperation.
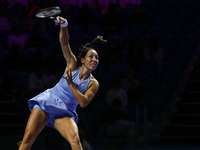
[90,76,100,87]
[91,76,99,83]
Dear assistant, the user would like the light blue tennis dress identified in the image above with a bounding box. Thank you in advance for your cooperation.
[28,67,92,128]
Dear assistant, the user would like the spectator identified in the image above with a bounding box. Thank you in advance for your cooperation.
[22,64,48,102]
[78,0,96,8]
[22,49,49,101]
[27,47,47,72]
[101,98,135,147]
[2,44,26,97]
[46,46,65,74]
[127,38,144,74]
[8,24,29,49]
[0,0,9,16]
[131,4,149,28]
[10,7,29,31]
[6,0,28,8]
[102,3,123,36]
[38,0,59,8]
[143,37,164,70]
[58,0,79,7]
[4,44,25,72]
[98,0,117,14]
[76,3,96,32]
[103,39,122,72]
[118,0,141,8]
[27,65,48,92]
[0,10,10,31]
[47,68,64,88]
[27,6,47,32]
[25,23,48,50]
[106,76,128,111]
[121,68,143,103]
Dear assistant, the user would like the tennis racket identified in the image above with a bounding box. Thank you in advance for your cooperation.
[35,6,62,22]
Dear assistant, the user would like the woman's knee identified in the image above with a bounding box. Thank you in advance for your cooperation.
[54,117,82,148]
[19,132,36,150]
[22,130,36,145]
[63,128,82,148]
[71,132,81,145]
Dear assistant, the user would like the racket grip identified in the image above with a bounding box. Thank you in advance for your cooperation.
[54,17,60,23]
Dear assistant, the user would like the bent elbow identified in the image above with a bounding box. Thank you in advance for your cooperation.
[78,97,91,108]
[79,100,89,108]
[79,103,87,108]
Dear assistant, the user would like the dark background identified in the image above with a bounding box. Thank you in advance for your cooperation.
[0,0,200,149]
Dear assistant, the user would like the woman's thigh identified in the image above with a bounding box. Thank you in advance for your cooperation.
[53,117,82,146]
[23,107,48,139]
[20,107,48,150]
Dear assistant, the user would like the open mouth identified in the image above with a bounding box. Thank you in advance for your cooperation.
[91,63,97,67]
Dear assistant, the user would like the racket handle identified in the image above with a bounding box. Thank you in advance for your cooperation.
[54,17,60,23]
[50,16,60,23]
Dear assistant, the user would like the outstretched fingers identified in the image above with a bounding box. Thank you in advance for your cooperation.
[63,69,73,85]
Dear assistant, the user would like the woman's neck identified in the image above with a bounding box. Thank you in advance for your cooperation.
[79,66,91,81]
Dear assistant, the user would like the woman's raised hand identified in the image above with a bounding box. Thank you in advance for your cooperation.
[54,16,68,26]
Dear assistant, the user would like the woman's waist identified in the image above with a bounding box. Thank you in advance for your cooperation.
[51,86,78,109]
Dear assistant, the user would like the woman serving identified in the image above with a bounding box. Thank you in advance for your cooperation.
[19,16,106,150]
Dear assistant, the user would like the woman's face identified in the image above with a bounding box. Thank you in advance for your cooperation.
[81,49,99,70]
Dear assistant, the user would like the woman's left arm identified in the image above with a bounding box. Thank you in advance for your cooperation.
[63,70,99,108]
[69,79,99,108]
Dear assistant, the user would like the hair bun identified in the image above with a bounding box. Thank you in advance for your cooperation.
[91,36,107,44]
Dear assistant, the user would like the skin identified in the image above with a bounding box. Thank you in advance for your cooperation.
[19,16,99,150]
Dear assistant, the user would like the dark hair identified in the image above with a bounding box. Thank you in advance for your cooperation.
[78,36,106,62]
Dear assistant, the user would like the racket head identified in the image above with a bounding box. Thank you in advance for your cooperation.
[35,6,62,19]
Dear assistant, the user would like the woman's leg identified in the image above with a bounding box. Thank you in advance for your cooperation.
[19,108,48,150]
[53,117,83,150]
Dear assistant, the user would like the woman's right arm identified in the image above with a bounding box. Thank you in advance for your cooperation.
[57,16,78,72]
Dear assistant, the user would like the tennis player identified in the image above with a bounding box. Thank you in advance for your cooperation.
[19,16,106,150]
